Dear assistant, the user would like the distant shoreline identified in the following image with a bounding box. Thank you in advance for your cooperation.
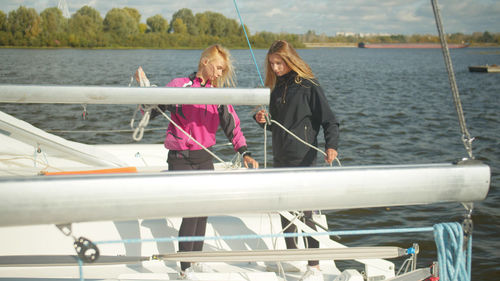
[1,43,498,50]
[304,43,357,48]
[304,42,500,48]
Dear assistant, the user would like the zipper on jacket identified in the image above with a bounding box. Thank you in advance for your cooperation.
[304,125,308,143]
[282,84,287,104]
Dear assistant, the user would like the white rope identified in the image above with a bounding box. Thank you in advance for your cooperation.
[153,105,233,169]
[262,116,341,167]
[45,127,168,134]
[128,66,157,142]
[130,104,154,141]
[267,211,303,281]
[127,67,240,168]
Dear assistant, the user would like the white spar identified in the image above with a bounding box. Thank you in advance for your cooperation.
[0,84,270,106]
[0,162,490,227]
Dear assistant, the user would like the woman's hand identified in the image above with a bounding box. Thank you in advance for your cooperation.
[325,148,338,164]
[255,109,268,124]
[243,155,259,169]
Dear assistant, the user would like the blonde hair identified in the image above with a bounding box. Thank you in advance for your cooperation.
[198,44,235,88]
[264,40,316,90]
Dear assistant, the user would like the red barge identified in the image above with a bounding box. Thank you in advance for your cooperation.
[358,42,469,49]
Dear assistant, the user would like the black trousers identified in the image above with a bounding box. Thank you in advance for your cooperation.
[168,149,213,271]
[275,160,320,267]
[281,211,320,266]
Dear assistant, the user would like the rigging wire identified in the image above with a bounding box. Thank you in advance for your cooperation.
[233,0,265,87]
[431,0,474,159]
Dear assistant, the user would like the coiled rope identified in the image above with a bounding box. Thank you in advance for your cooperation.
[433,222,471,281]
[130,104,153,141]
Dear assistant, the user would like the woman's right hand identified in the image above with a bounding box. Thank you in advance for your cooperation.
[255,109,268,124]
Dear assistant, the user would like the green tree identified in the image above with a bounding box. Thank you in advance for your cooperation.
[196,11,227,37]
[195,13,210,35]
[103,8,139,40]
[223,19,239,37]
[103,8,139,43]
[449,32,464,43]
[68,6,104,47]
[123,7,141,24]
[7,6,42,39]
[138,23,148,34]
[480,31,494,43]
[0,10,7,31]
[40,7,67,46]
[172,18,187,34]
[0,10,10,45]
[146,14,168,33]
[170,8,197,35]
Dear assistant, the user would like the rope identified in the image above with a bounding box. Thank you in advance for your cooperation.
[45,127,168,134]
[232,0,265,87]
[153,105,233,169]
[128,67,157,141]
[130,104,154,141]
[233,0,340,168]
[433,222,471,281]
[430,0,474,159]
[127,67,240,168]
[77,257,84,281]
[233,0,278,170]
[94,225,434,245]
[75,223,442,280]
[270,120,341,167]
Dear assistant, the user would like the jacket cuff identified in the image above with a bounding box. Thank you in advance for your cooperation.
[237,146,250,157]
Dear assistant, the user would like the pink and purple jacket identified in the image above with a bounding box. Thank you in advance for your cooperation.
[162,75,248,154]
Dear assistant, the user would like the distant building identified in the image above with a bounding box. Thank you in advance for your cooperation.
[336,32,394,38]
[336,32,356,37]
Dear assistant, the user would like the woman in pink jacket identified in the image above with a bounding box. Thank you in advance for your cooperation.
[156,44,258,279]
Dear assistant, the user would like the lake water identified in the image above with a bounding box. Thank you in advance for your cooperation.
[0,47,499,279]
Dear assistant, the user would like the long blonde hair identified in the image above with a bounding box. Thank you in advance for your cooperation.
[264,40,316,90]
[198,44,235,88]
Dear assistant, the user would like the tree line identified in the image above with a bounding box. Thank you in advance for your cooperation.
[0,5,498,49]
[0,6,302,49]
[301,30,500,46]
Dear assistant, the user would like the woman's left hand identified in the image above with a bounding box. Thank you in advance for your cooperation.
[324,148,338,164]
[243,155,259,169]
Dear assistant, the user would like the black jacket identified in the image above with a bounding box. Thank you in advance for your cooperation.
[261,71,339,167]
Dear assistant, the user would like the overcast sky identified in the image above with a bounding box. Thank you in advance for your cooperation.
[1,0,499,35]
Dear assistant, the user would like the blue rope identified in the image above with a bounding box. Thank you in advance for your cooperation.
[433,222,471,281]
[76,257,84,281]
[77,223,473,281]
[94,226,434,245]
[232,0,265,87]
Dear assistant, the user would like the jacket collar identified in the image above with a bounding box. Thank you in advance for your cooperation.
[189,72,211,87]
[276,70,297,85]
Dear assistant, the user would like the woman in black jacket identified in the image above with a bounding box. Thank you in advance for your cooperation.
[255,40,339,281]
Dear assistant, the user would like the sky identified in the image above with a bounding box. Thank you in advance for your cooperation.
[1,0,499,36]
